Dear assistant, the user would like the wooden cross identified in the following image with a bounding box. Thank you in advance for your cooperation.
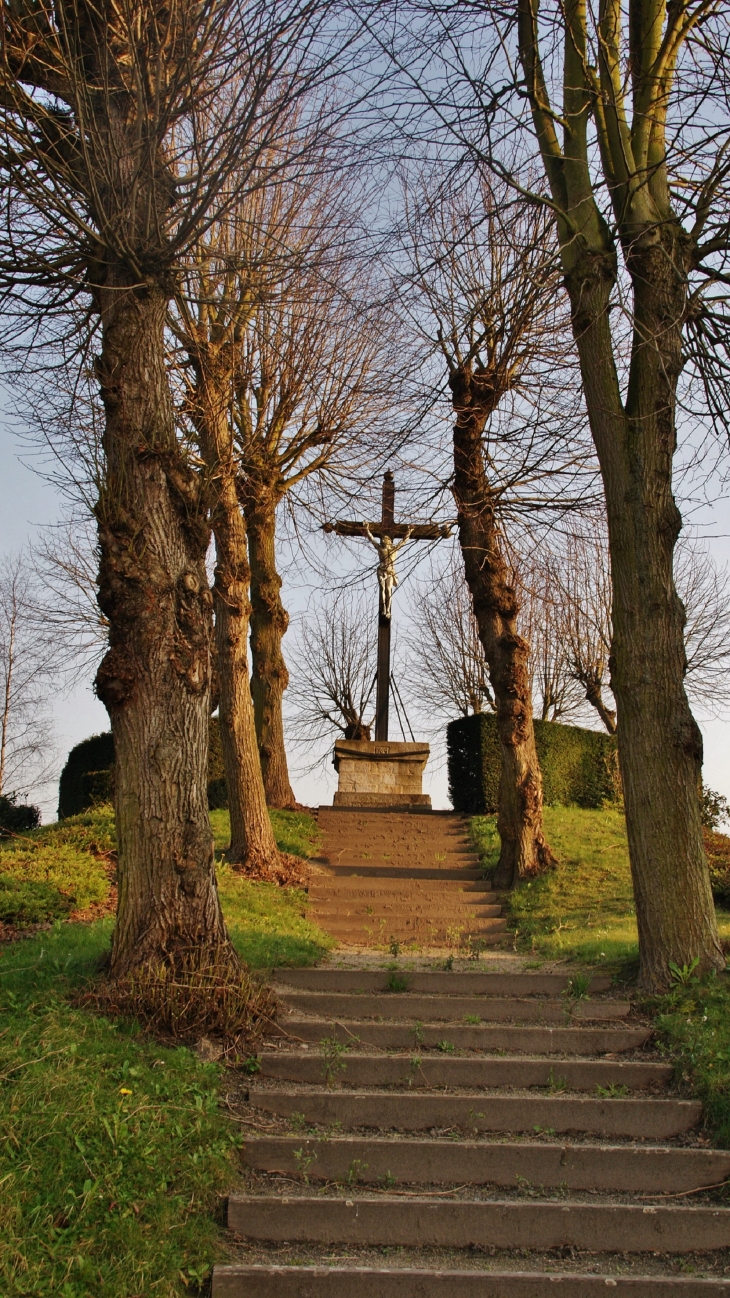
[323,471,451,741]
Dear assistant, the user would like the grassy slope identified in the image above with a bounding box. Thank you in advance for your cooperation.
[471,805,730,1150]
[470,805,730,965]
[0,807,330,1297]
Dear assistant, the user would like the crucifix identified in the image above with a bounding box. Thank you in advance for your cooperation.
[324,471,451,741]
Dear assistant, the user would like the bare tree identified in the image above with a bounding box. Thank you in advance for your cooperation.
[235,240,391,808]
[401,173,592,886]
[508,0,728,984]
[33,517,108,685]
[288,591,376,749]
[517,556,587,725]
[0,0,349,976]
[406,556,493,720]
[0,552,56,803]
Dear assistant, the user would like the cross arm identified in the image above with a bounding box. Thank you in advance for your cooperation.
[323,521,452,540]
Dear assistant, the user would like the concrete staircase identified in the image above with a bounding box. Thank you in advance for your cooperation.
[213,965,730,1295]
[307,808,507,949]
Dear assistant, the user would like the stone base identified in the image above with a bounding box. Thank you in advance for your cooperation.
[332,791,432,808]
[333,740,430,809]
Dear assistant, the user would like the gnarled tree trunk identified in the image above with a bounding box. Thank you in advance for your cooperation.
[95,281,228,978]
[450,367,554,888]
[190,357,281,872]
[244,484,297,809]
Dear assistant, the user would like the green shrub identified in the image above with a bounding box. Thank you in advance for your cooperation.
[0,875,72,924]
[447,712,620,814]
[58,732,115,818]
[0,793,40,832]
[0,842,109,911]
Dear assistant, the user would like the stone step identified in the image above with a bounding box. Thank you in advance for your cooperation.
[317,927,509,946]
[247,1087,701,1138]
[324,866,483,880]
[277,991,630,1022]
[226,1194,729,1252]
[309,881,497,896]
[212,1266,730,1297]
[242,1134,730,1193]
[273,970,612,995]
[258,1052,672,1091]
[280,1016,652,1054]
[309,905,505,921]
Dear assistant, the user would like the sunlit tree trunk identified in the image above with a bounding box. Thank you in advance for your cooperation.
[96,281,228,978]
[244,486,297,809]
[189,357,281,871]
[451,367,554,888]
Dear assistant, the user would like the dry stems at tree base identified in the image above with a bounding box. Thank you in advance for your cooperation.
[232,850,311,888]
[78,941,278,1058]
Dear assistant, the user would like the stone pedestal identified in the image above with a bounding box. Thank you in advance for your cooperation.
[332,739,431,808]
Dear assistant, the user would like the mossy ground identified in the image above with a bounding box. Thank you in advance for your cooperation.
[0,806,331,1296]
[470,805,730,1150]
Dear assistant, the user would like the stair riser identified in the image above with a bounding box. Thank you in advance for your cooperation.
[259,1054,671,1091]
[313,930,507,945]
[324,869,483,880]
[243,1136,730,1193]
[227,1197,729,1252]
[278,993,628,1022]
[280,1019,652,1053]
[248,1090,701,1138]
[309,884,497,897]
[310,905,504,919]
[213,1268,730,1297]
[274,971,613,995]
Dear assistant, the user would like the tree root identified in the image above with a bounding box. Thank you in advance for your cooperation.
[77,940,277,1057]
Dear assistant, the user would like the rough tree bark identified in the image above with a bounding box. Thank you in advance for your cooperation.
[244,483,297,809]
[95,281,228,978]
[518,0,723,986]
[188,355,281,871]
[450,366,555,888]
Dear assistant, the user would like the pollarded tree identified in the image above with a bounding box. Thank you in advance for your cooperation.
[177,153,391,817]
[402,174,592,886]
[0,0,347,975]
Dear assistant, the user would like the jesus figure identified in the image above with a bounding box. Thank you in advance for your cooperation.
[364,525,412,619]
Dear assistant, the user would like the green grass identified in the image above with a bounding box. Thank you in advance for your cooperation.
[0,921,238,1297]
[651,971,730,1150]
[471,805,638,964]
[0,808,115,923]
[471,805,730,1149]
[0,805,332,1294]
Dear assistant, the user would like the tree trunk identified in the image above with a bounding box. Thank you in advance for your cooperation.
[450,368,554,889]
[191,361,281,872]
[245,487,297,809]
[95,281,229,979]
[563,229,723,988]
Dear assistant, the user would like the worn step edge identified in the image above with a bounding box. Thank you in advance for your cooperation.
[280,1018,652,1053]
[273,971,613,995]
[278,993,631,1022]
[226,1195,730,1252]
[258,1053,672,1091]
[212,1267,730,1298]
[247,1088,701,1138]
[242,1134,730,1192]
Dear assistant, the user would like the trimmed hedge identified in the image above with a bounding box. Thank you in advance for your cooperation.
[58,733,115,819]
[58,720,228,818]
[447,712,620,815]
